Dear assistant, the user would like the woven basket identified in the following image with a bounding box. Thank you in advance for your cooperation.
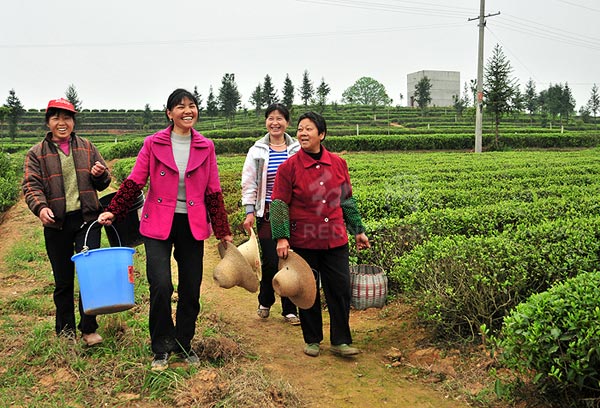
[349,264,388,310]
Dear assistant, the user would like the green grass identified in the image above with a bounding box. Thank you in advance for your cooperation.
[0,223,303,407]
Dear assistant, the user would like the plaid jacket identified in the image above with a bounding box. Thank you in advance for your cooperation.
[22,132,111,229]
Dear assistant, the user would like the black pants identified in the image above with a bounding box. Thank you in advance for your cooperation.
[144,213,204,354]
[44,212,100,336]
[293,244,352,346]
[257,216,298,316]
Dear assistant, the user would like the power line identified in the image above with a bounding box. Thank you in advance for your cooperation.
[485,27,538,84]
[554,0,600,13]
[0,22,465,49]
[495,13,600,51]
[295,0,475,18]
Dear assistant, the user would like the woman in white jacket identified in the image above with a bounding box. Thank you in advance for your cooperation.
[241,103,301,324]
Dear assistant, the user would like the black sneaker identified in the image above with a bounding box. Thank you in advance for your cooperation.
[151,353,169,371]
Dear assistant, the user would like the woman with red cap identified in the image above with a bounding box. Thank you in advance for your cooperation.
[22,98,111,346]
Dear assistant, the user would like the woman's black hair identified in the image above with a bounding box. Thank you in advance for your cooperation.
[165,88,198,121]
[45,108,76,125]
[297,111,327,139]
[265,103,290,122]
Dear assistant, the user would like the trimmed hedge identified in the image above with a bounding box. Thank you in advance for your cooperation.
[496,271,600,403]
[0,152,21,212]
[97,132,600,160]
[394,216,600,340]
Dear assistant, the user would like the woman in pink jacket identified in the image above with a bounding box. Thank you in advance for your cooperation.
[98,89,233,371]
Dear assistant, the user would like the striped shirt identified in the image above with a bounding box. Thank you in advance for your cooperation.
[266,148,288,202]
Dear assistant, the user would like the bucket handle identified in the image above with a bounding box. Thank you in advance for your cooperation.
[81,220,122,253]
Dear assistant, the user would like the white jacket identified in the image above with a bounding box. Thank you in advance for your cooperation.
[241,133,300,217]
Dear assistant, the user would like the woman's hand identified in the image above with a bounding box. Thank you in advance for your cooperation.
[91,161,106,177]
[243,213,255,234]
[220,235,234,248]
[355,233,370,251]
[97,211,115,226]
[276,238,290,259]
[39,207,55,225]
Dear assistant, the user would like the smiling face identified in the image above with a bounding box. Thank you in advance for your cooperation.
[297,118,325,153]
[47,111,75,142]
[265,109,289,139]
[166,96,198,135]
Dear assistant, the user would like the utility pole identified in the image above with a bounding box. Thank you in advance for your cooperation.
[469,0,500,153]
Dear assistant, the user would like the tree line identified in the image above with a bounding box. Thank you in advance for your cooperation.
[2,51,597,141]
[410,44,599,141]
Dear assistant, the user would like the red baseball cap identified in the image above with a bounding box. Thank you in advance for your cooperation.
[46,98,77,113]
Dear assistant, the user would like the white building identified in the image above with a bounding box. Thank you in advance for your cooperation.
[407,70,460,107]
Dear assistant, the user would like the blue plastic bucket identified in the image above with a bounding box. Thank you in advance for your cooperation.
[72,222,136,315]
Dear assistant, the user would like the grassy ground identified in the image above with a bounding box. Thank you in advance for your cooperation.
[0,198,485,408]
[0,200,303,407]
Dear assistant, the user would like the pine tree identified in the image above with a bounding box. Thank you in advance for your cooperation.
[299,70,314,107]
[250,84,263,116]
[561,82,576,123]
[65,84,82,112]
[282,74,295,109]
[218,73,241,124]
[261,75,277,107]
[206,86,219,117]
[6,89,25,141]
[524,79,538,124]
[587,84,600,125]
[142,103,153,130]
[193,86,203,115]
[484,44,518,143]
[315,77,330,113]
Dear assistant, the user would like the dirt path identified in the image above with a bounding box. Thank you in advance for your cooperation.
[0,196,474,407]
[200,242,472,407]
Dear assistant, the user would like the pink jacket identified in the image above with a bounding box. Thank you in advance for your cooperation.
[127,127,225,241]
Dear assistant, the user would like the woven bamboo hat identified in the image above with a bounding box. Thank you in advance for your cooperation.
[237,229,262,280]
[213,241,259,293]
[272,251,316,309]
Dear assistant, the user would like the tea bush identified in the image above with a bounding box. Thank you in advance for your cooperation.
[396,216,600,340]
[99,139,143,160]
[110,158,136,184]
[496,271,600,403]
[0,152,20,212]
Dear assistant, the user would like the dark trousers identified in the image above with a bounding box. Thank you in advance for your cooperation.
[44,212,100,336]
[144,213,204,354]
[293,244,352,346]
[257,216,298,316]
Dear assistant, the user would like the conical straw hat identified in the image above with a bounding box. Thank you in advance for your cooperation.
[213,242,259,293]
[237,229,262,280]
[272,251,316,309]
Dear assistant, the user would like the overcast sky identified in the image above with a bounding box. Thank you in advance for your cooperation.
[2,0,599,112]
